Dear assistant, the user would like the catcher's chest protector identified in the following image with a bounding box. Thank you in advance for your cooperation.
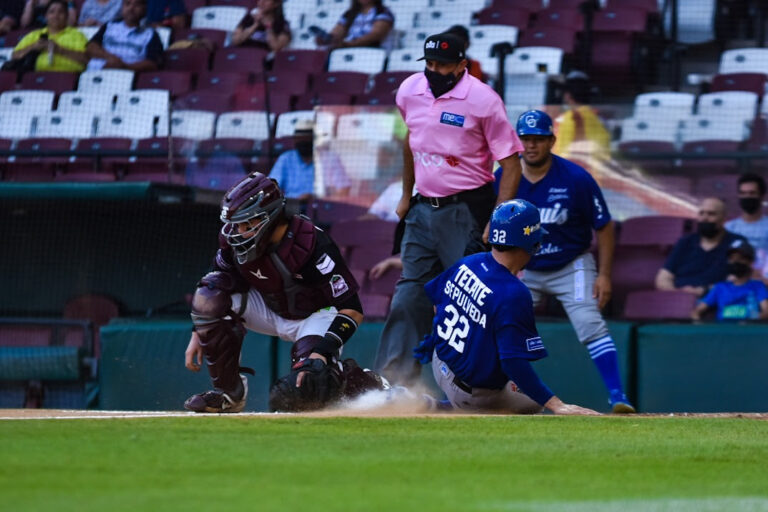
[237,215,318,319]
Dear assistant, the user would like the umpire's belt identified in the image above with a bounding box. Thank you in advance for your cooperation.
[416,182,494,208]
[452,376,472,394]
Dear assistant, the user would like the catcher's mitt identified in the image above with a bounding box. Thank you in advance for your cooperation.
[269,358,344,412]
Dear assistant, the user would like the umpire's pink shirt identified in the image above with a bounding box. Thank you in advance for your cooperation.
[396,70,522,198]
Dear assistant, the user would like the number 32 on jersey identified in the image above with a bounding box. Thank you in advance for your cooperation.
[437,304,469,353]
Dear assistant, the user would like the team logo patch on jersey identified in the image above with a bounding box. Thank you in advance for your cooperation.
[330,274,349,297]
[526,337,544,352]
[315,253,335,275]
[440,112,465,127]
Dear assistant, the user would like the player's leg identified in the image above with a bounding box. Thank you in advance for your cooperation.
[553,254,635,413]
[375,203,443,386]
[520,268,548,308]
[185,271,249,413]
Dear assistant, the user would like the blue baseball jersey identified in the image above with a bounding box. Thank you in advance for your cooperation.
[423,252,548,390]
[516,155,611,271]
[701,279,768,321]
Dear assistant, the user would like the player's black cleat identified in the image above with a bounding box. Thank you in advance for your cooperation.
[184,375,248,413]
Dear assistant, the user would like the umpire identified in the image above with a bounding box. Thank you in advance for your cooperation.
[374,32,523,386]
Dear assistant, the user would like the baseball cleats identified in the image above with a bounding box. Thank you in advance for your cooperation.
[610,393,636,414]
[184,375,248,413]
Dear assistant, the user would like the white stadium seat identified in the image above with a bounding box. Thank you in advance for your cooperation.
[386,48,424,72]
[328,47,387,74]
[78,70,135,94]
[95,112,156,139]
[34,112,94,138]
[215,111,274,140]
[633,92,695,118]
[191,6,247,31]
[696,91,758,124]
[336,112,395,142]
[620,117,681,143]
[158,109,216,140]
[0,90,55,115]
[56,92,115,115]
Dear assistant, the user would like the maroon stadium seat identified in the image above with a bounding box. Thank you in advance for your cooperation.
[233,88,291,113]
[6,137,70,180]
[311,199,368,226]
[0,71,17,92]
[617,140,676,174]
[605,0,658,13]
[0,137,12,178]
[679,140,741,174]
[518,26,577,54]
[330,218,396,248]
[693,174,741,216]
[617,215,692,248]
[476,7,531,27]
[173,27,227,49]
[369,71,412,95]
[1,29,30,47]
[272,49,328,76]
[265,69,311,97]
[294,91,354,109]
[490,0,542,12]
[711,73,767,95]
[136,71,193,97]
[174,90,234,113]
[611,246,668,311]
[20,72,77,94]
[592,6,648,32]
[195,71,252,91]
[164,48,212,72]
[623,290,697,321]
[128,136,194,178]
[312,71,369,96]
[531,7,583,31]
[356,92,396,106]
[212,47,269,74]
[69,137,132,174]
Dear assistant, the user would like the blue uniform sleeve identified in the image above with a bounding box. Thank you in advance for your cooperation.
[500,358,554,406]
[582,172,611,230]
[496,284,548,361]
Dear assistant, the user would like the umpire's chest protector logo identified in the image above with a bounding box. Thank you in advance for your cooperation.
[440,112,465,127]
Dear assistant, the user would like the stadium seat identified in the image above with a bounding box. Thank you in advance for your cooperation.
[399,28,433,51]
[78,70,135,93]
[530,7,583,31]
[710,73,767,95]
[0,89,54,114]
[274,110,335,139]
[664,0,715,45]
[195,71,251,92]
[328,47,386,74]
[62,294,120,358]
[215,111,273,141]
[174,91,233,113]
[593,6,647,33]
[619,117,680,144]
[34,112,94,139]
[130,136,195,177]
[387,0,426,31]
[336,112,395,142]
[6,137,71,180]
[633,91,695,118]
[718,47,768,75]
[476,6,532,27]
[95,112,156,139]
[136,71,193,97]
[212,47,269,74]
[506,46,563,74]
[191,6,247,31]
[164,48,211,72]
[172,28,228,49]
[282,0,315,29]
[414,5,475,31]
[617,215,691,247]
[311,71,369,96]
[679,115,748,143]
[696,91,758,125]
[0,112,34,139]
[288,29,320,50]
[159,109,216,140]
[55,91,114,118]
[265,69,311,97]
[0,70,16,92]
[517,26,577,54]
[605,0,658,12]
[69,137,132,175]
[611,246,668,306]
[53,169,117,182]
[503,73,550,108]
[294,91,353,109]
[469,25,520,78]
[369,71,412,95]
[0,29,30,47]
[330,218,396,249]
[271,49,328,75]
[233,89,291,114]
[115,89,171,120]
[623,290,697,321]
[303,4,347,33]
[386,48,425,72]
[356,92,395,106]
[311,198,368,225]
[693,174,741,215]
[616,140,677,173]
[679,140,741,173]
[20,71,77,95]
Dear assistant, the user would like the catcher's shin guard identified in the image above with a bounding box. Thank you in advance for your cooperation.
[191,272,247,394]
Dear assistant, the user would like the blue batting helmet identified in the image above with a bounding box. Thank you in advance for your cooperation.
[489,199,546,254]
[516,110,554,137]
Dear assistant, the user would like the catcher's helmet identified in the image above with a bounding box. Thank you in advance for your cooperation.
[516,110,554,137]
[489,199,546,254]
[220,171,286,264]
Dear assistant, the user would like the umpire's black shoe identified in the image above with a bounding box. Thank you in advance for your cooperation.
[184,375,248,413]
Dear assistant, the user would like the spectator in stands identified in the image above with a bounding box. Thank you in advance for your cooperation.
[724,172,768,274]
[269,119,350,201]
[230,0,291,52]
[78,0,122,26]
[553,71,611,159]
[691,239,768,322]
[12,0,89,71]
[21,0,76,28]
[0,0,25,35]
[86,0,163,71]
[655,197,748,297]
[445,25,483,81]
[145,0,186,30]
[318,0,393,49]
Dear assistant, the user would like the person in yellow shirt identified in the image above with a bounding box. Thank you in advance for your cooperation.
[553,71,611,159]
[12,0,89,72]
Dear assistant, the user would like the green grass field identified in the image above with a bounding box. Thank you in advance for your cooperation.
[2,415,767,512]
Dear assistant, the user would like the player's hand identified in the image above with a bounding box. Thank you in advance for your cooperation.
[296,352,327,387]
[395,195,412,220]
[593,274,612,309]
[544,396,600,415]
[413,336,436,365]
[185,331,203,372]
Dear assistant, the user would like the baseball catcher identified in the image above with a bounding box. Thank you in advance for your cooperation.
[184,171,365,413]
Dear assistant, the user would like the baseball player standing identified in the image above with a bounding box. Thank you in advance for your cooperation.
[374,31,523,386]
[514,110,635,413]
[413,199,599,415]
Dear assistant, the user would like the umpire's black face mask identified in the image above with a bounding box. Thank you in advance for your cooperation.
[424,59,466,98]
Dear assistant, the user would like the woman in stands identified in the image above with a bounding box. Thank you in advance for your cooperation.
[12,0,88,71]
[230,0,291,52]
[320,0,393,49]
[78,0,121,27]
[21,0,76,28]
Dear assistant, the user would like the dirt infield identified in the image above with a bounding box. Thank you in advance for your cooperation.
[1,408,767,420]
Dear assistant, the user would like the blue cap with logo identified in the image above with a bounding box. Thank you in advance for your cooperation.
[516,110,554,137]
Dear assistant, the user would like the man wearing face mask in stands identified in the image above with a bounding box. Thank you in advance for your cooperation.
[269,119,351,202]
[656,197,748,297]
[374,31,523,386]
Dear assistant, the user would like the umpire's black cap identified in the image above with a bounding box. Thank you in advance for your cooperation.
[418,32,466,63]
